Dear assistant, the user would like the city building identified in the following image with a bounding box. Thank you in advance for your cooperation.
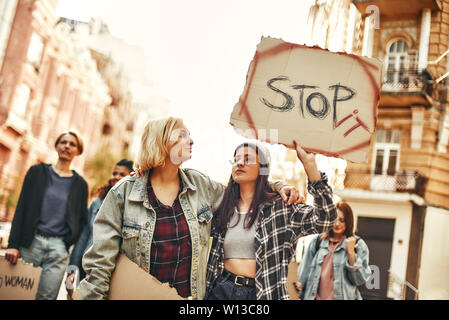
[58,17,166,159]
[85,18,165,159]
[295,0,449,300]
[334,0,449,300]
[0,0,114,221]
[305,0,364,53]
[0,0,18,70]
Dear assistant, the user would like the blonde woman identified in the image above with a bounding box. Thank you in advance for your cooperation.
[79,117,300,300]
[5,131,88,300]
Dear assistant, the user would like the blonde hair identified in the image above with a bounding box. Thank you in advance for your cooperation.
[55,130,84,155]
[137,117,185,171]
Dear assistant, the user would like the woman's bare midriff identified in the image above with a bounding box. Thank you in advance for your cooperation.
[224,258,256,278]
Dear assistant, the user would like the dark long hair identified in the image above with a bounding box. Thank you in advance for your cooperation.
[97,183,112,200]
[321,201,355,240]
[215,143,276,234]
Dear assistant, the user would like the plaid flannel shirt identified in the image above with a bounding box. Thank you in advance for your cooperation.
[205,172,337,300]
[147,178,192,298]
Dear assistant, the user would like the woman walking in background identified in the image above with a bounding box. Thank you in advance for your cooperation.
[5,130,88,300]
[295,201,371,300]
[205,140,337,300]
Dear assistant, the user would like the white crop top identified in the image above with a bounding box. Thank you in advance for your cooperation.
[223,208,256,259]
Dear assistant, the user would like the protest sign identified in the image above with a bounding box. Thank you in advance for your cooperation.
[230,37,383,163]
[0,255,42,300]
[72,254,186,300]
[107,254,186,300]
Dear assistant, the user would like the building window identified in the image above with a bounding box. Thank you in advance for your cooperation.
[385,39,410,87]
[12,83,31,117]
[373,129,400,176]
[18,149,29,176]
[0,0,18,70]
[0,143,11,170]
[27,32,44,70]
[102,123,112,135]
[123,142,129,152]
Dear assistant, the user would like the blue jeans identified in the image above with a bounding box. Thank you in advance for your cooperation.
[19,234,69,300]
[206,274,257,300]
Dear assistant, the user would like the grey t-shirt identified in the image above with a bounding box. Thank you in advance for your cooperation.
[36,166,73,236]
[223,208,256,259]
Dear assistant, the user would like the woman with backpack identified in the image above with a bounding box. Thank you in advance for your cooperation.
[295,201,372,300]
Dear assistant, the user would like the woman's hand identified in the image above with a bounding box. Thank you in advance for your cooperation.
[345,236,358,252]
[345,236,358,265]
[66,273,75,299]
[293,140,321,182]
[279,186,305,205]
[5,248,20,265]
[130,164,144,178]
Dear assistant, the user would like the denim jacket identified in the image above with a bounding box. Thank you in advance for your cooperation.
[79,168,285,300]
[297,234,371,300]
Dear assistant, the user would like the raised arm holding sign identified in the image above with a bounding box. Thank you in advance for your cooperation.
[230,37,382,163]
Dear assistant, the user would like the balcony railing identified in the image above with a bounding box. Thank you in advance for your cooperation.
[382,68,433,96]
[344,170,428,197]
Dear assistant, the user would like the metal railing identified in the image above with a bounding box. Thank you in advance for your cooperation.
[382,68,433,94]
[344,170,428,197]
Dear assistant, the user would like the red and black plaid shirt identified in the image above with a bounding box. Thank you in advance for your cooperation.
[147,178,192,298]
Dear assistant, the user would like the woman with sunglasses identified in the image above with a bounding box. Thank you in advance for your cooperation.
[205,140,338,300]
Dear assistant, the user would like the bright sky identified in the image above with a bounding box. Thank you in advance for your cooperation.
[56,0,327,183]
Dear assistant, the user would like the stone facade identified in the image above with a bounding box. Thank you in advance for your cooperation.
[348,0,449,210]
[0,0,134,221]
[344,0,449,300]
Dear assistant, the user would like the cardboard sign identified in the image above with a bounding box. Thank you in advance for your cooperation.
[107,254,186,300]
[230,37,382,163]
[0,255,42,300]
[71,254,186,300]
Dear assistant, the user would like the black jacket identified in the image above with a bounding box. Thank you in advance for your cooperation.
[8,163,89,250]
